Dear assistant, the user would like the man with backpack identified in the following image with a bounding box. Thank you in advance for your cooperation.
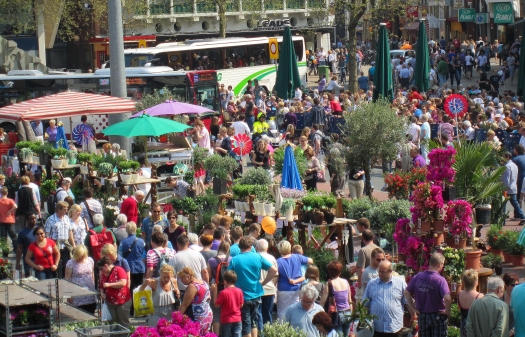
[81,187,103,229]
[145,231,175,279]
[84,213,116,261]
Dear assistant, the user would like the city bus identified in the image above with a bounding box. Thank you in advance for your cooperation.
[0,67,220,135]
[122,36,307,97]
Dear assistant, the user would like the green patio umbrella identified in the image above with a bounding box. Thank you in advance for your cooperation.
[102,113,191,164]
[414,20,430,92]
[373,23,394,102]
[274,26,302,100]
[517,24,525,97]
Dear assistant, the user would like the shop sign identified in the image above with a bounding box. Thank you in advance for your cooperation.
[458,8,475,22]
[257,19,291,30]
[494,2,514,24]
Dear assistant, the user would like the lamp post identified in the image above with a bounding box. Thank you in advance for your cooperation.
[108,0,130,158]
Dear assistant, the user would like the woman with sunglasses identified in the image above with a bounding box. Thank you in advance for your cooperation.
[164,210,186,251]
[25,226,60,280]
[502,273,518,331]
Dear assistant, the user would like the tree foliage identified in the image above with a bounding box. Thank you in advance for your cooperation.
[341,98,407,196]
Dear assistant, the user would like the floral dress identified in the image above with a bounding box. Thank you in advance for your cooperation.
[70,217,87,246]
[66,258,96,306]
[191,282,213,334]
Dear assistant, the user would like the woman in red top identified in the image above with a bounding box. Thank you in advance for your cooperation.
[25,226,60,280]
[328,94,343,116]
[97,256,131,329]
[408,87,423,106]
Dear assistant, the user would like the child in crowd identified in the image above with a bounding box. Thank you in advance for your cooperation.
[211,270,244,337]
[292,244,307,284]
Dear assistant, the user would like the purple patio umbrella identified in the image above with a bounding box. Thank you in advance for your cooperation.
[131,100,214,118]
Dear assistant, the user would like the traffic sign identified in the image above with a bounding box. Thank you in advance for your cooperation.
[269,38,279,59]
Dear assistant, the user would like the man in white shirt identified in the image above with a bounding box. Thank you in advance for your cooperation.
[461,121,475,141]
[408,116,421,146]
[232,114,251,136]
[294,87,302,100]
[317,48,326,66]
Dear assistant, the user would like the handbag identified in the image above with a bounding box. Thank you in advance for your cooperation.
[171,279,181,310]
[324,280,341,327]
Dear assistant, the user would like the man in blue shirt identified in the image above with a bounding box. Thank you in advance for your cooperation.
[141,202,169,249]
[357,72,369,92]
[511,279,525,336]
[229,237,277,337]
[368,62,376,84]
[502,152,525,222]
[364,261,413,336]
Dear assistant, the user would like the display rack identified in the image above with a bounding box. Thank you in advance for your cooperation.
[0,284,53,337]
[22,279,98,330]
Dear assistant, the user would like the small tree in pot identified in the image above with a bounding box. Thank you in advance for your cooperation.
[204,154,238,195]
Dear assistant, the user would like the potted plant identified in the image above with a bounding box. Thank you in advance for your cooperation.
[118,161,133,183]
[348,299,376,335]
[130,160,140,183]
[486,224,503,257]
[500,230,513,263]
[393,218,412,262]
[384,171,409,200]
[51,155,63,169]
[481,253,503,275]
[55,148,69,167]
[281,198,296,222]
[410,182,444,232]
[0,238,9,258]
[40,178,58,200]
[322,194,337,224]
[0,257,12,279]
[97,162,114,178]
[19,147,33,163]
[67,149,78,164]
[184,170,196,198]
[441,247,466,294]
[204,154,239,195]
[426,147,457,201]
[445,200,473,250]
[77,153,92,174]
[393,261,409,278]
[475,203,492,224]
[507,232,525,267]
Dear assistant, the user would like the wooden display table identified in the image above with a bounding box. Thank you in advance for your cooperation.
[107,175,162,202]
[298,218,357,264]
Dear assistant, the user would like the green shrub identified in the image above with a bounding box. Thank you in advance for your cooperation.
[366,199,411,231]
[305,246,336,282]
[448,326,461,337]
[204,154,238,179]
[343,197,376,220]
[273,147,307,178]
[261,321,306,337]
[237,167,272,185]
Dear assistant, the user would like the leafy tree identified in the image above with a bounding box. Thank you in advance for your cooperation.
[340,98,407,197]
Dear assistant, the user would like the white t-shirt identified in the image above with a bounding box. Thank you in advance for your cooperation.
[232,121,250,136]
[465,127,475,140]
[317,51,326,61]
[173,249,207,290]
[408,123,421,143]
[465,55,473,66]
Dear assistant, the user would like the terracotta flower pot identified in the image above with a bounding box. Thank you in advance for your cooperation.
[433,233,444,246]
[503,251,512,263]
[454,238,467,249]
[445,232,456,247]
[510,255,524,267]
[465,249,482,271]
[489,248,503,258]
[432,220,446,232]
[419,221,431,232]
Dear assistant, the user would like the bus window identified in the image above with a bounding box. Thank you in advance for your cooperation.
[125,54,153,67]
[224,47,247,68]
[195,85,218,111]
[247,44,268,66]
[168,52,191,70]
[195,50,219,70]
[293,40,304,61]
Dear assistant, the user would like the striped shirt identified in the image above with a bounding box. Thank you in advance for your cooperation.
[363,276,407,333]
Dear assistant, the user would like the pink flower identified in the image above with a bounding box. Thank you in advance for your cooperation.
[445,200,473,237]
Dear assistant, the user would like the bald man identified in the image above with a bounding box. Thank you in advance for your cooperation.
[363,261,413,337]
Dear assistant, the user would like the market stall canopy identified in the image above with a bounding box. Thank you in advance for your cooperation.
[102,113,191,137]
[131,100,213,118]
[0,91,136,121]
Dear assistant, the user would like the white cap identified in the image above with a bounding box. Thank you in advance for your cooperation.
[495,114,502,118]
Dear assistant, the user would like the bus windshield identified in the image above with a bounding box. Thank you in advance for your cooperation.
[125,54,154,67]
[196,85,218,111]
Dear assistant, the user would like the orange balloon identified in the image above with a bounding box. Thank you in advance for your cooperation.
[261,216,276,235]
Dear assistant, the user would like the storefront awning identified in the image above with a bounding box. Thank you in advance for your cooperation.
[402,21,420,30]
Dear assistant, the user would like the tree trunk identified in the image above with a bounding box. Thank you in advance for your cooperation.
[218,4,227,37]
[364,159,372,200]
[346,26,358,93]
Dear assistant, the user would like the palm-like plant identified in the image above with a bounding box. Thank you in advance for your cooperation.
[453,142,505,205]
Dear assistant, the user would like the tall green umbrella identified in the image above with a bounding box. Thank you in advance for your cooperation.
[414,20,430,92]
[373,23,394,102]
[274,26,302,100]
[518,24,525,97]
[102,113,190,164]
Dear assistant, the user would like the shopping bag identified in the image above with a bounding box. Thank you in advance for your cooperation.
[133,288,154,317]
[101,302,112,321]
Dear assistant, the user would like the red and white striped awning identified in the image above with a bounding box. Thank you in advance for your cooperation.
[0,91,136,121]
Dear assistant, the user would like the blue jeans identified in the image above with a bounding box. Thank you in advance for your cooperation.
[241,297,261,336]
[221,322,242,337]
[258,295,274,330]
[438,73,447,85]
[34,268,56,280]
[337,311,352,337]
[509,194,525,219]
[247,116,255,131]
[454,69,461,86]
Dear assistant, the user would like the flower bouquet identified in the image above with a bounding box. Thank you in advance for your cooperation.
[131,312,217,337]
[445,200,473,239]
[404,236,434,272]
[410,182,444,225]
[426,147,456,185]
[384,172,409,200]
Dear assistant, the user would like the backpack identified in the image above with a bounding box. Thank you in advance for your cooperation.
[214,255,230,293]
[153,248,175,278]
[47,188,64,215]
[88,228,114,262]
[320,133,332,151]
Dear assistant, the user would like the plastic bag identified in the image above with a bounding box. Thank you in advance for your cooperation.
[101,302,112,321]
[133,288,154,317]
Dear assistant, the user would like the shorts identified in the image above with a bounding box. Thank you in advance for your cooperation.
[241,297,261,335]
[195,175,205,183]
